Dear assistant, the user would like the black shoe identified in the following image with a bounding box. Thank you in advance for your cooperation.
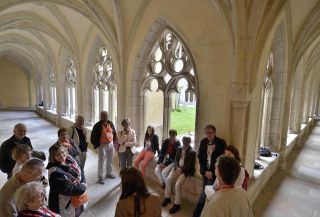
[97,179,104,185]
[161,197,171,207]
[169,204,180,214]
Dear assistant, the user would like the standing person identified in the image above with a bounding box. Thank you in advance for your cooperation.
[68,115,88,170]
[193,124,226,217]
[0,158,45,217]
[154,129,181,189]
[115,167,161,217]
[133,125,160,176]
[47,144,86,217]
[118,118,137,170]
[15,182,61,217]
[162,136,196,214]
[0,123,33,179]
[90,111,117,185]
[53,128,80,159]
[11,144,33,176]
[200,156,253,217]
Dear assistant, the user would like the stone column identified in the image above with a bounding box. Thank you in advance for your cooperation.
[230,100,250,162]
[162,94,170,143]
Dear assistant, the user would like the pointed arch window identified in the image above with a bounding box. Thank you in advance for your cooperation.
[259,53,274,148]
[92,47,117,123]
[142,30,197,142]
[49,69,57,111]
[66,59,77,117]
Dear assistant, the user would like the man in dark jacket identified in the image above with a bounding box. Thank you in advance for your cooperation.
[161,136,196,214]
[193,124,226,217]
[90,111,117,185]
[154,129,181,188]
[0,123,33,179]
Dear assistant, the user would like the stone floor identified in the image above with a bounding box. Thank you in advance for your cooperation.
[253,121,320,217]
[1,111,320,217]
[0,111,194,217]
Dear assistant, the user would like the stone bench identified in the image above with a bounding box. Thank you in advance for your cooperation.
[133,152,202,204]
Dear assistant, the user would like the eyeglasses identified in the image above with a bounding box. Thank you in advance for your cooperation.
[205,131,215,135]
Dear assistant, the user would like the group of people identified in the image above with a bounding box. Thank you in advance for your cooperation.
[0,110,253,217]
[0,116,88,217]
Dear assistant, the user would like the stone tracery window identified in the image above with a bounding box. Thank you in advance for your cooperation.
[259,52,274,148]
[92,47,117,123]
[66,59,77,117]
[142,30,197,142]
[49,69,56,111]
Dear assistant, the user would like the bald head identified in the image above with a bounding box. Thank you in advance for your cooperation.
[14,123,27,141]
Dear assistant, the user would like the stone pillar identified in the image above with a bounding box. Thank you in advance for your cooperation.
[162,94,170,143]
[109,89,115,124]
[230,100,250,162]
[28,77,32,107]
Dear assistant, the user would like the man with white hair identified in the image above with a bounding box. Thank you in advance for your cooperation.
[0,158,45,217]
[68,115,88,170]
[0,123,33,179]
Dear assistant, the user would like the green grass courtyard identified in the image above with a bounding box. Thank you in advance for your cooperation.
[170,107,196,135]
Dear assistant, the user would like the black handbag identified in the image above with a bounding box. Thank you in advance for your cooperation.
[259,147,272,157]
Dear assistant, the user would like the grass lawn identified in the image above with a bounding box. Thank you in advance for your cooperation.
[170,107,195,135]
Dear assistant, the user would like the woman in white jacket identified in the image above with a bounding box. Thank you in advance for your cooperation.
[118,118,137,170]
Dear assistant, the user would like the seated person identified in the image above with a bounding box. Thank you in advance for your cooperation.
[11,144,33,176]
[222,145,249,190]
[205,145,249,200]
[134,125,160,176]
[115,167,161,217]
[15,182,60,217]
[155,129,180,188]
[162,136,196,214]
[201,155,253,217]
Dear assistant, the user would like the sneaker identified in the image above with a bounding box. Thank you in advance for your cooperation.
[161,197,171,207]
[169,204,180,214]
[106,174,116,179]
[97,179,104,185]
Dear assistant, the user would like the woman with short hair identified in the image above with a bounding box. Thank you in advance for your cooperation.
[11,144,32,176]
[117,118,137,170]
[15,182,60,217]
[115,167,161,217]
[53,128,80,159]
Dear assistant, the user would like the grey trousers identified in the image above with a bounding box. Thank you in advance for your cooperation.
[98,142,113,179]
[118,148,134,170]
[76,151,87,170]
